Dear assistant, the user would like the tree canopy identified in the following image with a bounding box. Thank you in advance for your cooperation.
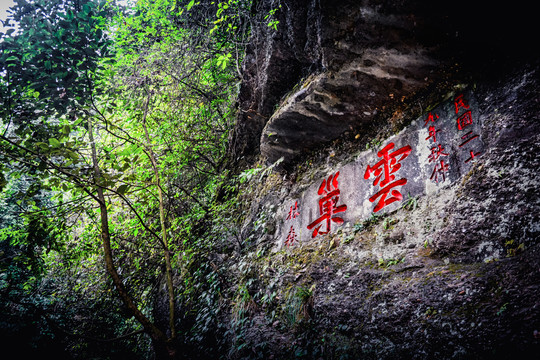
[0,0,258,358]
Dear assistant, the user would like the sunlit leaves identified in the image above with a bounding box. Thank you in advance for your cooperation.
[48,138,61,148]
[0,0,249,354]
[216,52,232,69]
[0,0,113,144]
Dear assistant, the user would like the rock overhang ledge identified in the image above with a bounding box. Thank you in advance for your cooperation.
[260,48,442,166]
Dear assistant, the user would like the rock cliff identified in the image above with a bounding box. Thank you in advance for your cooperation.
[229,0,535,168]
[219,1,539,358]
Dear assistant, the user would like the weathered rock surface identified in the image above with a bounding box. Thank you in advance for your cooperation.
[221,60,540,360]
[228,0,536,167]
[216,1,539,359]
[272,88,487,247]
[260,48,438,164]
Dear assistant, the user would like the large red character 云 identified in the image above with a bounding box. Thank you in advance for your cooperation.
[364,143,411,212]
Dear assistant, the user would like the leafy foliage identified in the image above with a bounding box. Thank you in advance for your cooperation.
[0,0,260,358]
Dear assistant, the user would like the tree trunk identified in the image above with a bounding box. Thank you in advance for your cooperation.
[86,117,176,357]
[141,93,177,340]
[152,338,178,360]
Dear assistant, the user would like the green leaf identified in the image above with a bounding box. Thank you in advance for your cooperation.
[64,149,79,160]
[36,142,49,150]
[117,184,130,195]
[48,138,61,148]
[186,0,195,11]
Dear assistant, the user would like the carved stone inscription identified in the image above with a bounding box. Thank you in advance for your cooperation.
[277,91,484,248]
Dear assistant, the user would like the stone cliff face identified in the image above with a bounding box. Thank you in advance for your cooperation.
[219,1,539,359]
[228,0,534,168]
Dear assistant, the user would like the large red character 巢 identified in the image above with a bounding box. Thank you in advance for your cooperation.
[307,171,347,238]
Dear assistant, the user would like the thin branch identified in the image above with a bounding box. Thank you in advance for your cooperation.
[0,132,164,247]
[23,193,94,216]
[170,182,209,213]
[0,133,101,203]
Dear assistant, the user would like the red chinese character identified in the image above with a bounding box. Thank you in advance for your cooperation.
[464,150,482,163]
[430,159,450,183]
[286,201,300,220]
[423,112,439,127]
[454,94,470,114]
[307,171,347,238]
[456,110,473,130]
[425,126,441,143]
[458,130,479,147]
[285,225,297,247]
[428,144,449,163]
[364,143,411,212]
